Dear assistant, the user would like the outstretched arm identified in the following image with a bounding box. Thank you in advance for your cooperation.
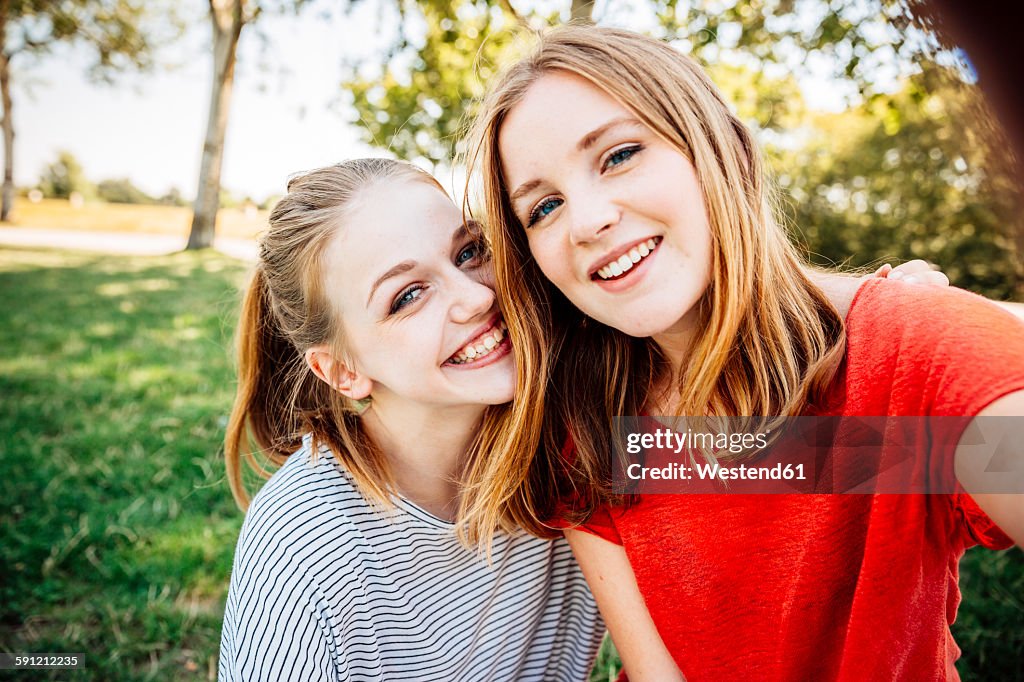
[565,529,685,681]
[956,389,1024,546]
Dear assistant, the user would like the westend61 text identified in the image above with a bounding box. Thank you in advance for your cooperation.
[626,461,807,481]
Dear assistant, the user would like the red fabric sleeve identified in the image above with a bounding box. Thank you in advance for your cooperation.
[552,436,625,545]
[856,280,1024,547]
[574,506,624,545]
[952,492,1014,550]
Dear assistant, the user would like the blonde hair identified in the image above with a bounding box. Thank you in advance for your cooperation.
[464,25,846,524]
[224,157,553,549]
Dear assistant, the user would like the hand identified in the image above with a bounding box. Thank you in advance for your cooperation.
[872,260,950,286]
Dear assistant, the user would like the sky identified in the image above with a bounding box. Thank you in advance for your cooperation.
[14,2,400,202]
[12,0,893,203]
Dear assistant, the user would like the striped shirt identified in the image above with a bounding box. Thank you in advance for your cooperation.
[219,438,605,681]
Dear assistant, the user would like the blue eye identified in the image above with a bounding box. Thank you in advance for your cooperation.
[603,145,642,171]
[390,286,424,314]
[528,197,564,227]
[456,240,487,266]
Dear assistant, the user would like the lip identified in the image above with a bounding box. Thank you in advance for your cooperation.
[587,236,661,278]
[443,312,504,366]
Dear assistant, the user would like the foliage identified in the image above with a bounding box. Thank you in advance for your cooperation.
[38,150,93,200]
[1,0,164,76]
[157,187,189,207]
[773,67,1022,299]
[97,178,156,205]
[342,0,526,168]
[342,0,950,165]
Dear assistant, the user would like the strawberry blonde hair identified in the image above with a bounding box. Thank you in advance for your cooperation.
[463,25,846,527]
[225,158,551,547]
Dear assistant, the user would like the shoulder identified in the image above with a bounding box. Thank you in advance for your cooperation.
[845,277,1024,354]
[231,438,369,580]
[843,278,1024,415]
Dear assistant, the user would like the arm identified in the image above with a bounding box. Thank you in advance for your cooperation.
[955,389,1024,546]
[994,301,1024,321]
[564,529,685,681]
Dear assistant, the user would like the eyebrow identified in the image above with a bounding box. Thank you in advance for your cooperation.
[365,220,481,307]
[367,260,417,307]
[507,116,643,207]
[576,116,642,153]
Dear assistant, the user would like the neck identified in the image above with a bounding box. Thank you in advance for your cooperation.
[360,395,486,521]
[649,304,704,412]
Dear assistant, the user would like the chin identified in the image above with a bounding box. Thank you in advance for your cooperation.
[589,309,688,339]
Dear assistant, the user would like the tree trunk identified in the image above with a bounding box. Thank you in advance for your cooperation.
[187,0,245,250]
[569,0,595,22]
[0,3,15,223]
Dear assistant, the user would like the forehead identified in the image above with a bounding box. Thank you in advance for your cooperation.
[341,177,458,250]
[499,71,629,166]
[323,177,459,290]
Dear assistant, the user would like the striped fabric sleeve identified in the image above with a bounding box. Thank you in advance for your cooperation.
[219,560,340,681]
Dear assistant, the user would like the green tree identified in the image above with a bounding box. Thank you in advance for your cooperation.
[96,177,155,204]
[38,150,92,199]
[775,68,1022,299]
[342,0,944,167]
[343,0,524,170]
[0,0,167,221]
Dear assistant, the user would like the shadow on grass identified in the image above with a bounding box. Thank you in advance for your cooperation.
[0,247,250,680]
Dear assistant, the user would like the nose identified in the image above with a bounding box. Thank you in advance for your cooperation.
[448,270,496,324]
[568,193,619,245]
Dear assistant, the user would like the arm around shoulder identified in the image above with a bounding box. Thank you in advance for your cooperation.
[564,528,684,681]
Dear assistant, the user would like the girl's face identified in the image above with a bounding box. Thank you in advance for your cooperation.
[323,178,514,408]
[498,70,713,341]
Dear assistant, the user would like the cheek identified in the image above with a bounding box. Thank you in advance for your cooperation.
[526,231,571,285]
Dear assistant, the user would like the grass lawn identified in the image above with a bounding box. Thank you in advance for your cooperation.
[0,246,1021,680]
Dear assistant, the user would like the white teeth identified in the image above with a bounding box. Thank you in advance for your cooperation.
[596,238,660,280]
[449,323,507,364]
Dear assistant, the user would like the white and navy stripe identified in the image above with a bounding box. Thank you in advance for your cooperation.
[219,438,605,681]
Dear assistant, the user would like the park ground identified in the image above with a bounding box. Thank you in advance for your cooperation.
[0,203,1021,680]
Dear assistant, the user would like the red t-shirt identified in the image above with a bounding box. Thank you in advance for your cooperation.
[580,279,1024,680]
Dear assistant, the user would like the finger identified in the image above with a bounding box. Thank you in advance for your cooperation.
[891,259,932,275]
[919,271,950,286]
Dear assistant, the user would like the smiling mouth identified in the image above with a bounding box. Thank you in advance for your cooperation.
[592,237,662,281]
[445,319,509,365]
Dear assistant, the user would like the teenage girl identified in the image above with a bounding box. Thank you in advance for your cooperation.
[465,25,1024,681]
[218,158,604,680]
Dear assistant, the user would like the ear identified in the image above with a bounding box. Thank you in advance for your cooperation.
[304,346,373,401]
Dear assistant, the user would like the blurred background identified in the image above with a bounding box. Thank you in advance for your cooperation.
[1,1,1021,680]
